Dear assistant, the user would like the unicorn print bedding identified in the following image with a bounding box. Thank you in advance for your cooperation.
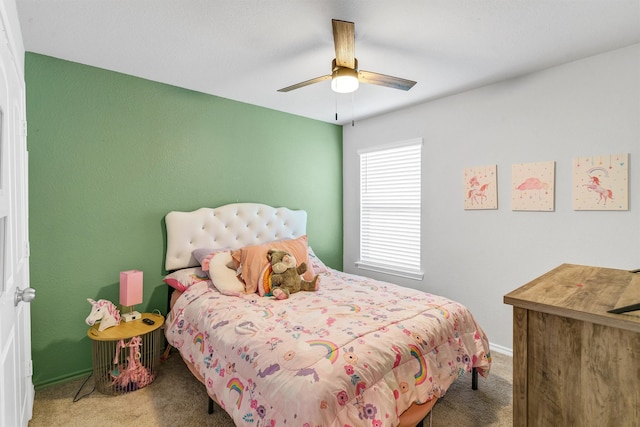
[164,267,491,426]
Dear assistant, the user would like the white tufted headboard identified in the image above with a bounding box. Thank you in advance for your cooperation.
[164,203,307,271]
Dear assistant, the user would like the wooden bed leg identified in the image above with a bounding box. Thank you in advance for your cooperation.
[472,367,478,390]
[406,398,437,427]
[160,344,173,361]
[416,402,435,427]
[208,396,214,414]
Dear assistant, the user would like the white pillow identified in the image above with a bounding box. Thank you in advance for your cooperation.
[209,251,245,296]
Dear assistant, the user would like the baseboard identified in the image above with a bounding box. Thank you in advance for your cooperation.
[489,342,513,357]
[34,368,92,390]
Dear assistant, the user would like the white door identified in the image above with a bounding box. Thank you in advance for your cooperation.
[0,3,34,427]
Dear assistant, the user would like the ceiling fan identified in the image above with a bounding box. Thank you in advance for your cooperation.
[277,19,417,94]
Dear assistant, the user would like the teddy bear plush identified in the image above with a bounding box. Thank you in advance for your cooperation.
[267,249,318,299]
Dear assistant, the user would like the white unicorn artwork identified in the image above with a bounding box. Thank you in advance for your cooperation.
[86,298,121,332]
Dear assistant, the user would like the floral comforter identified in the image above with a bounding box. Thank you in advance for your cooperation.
[165,269,491,427]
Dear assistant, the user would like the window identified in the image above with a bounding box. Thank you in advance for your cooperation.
[357,138,423,280]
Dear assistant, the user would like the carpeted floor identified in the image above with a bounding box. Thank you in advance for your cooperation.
[30,350,512,426]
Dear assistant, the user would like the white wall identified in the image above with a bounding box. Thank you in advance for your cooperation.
[342,44,640,353]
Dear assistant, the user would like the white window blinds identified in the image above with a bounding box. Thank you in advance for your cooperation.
[357,139,423,280]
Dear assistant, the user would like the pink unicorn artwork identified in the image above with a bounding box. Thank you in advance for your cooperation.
[584,176,614,205]
[85,298,121,332]
[467,176,489,205]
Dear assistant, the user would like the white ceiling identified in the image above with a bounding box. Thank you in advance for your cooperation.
[16,1,640,125]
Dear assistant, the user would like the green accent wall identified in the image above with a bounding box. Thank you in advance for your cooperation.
[25,53,343,387]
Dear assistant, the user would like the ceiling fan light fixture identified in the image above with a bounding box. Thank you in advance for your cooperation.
[277,21,416,94]
[331,67,359,93]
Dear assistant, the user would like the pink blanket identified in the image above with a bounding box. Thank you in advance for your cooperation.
[165,269,491,426]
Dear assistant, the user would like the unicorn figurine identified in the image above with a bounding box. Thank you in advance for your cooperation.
[86,298,121,332]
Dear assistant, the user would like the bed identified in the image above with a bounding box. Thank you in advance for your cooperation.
[163,203,491,427]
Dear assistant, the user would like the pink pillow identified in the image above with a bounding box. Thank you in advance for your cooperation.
[231,235,314,293]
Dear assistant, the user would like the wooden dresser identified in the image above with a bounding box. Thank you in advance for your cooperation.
[504,264,640,426]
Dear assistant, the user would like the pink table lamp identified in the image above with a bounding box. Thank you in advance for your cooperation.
[120,270,143,322]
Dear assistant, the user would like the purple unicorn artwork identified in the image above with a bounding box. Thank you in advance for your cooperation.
[573,154,628,211]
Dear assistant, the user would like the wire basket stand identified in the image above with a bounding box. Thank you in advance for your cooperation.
[88,315,163,395]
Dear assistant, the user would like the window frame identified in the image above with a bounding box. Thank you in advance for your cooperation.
[356,138,423,280]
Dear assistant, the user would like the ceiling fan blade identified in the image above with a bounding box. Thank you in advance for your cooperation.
[332,19,355,69]
[277,75,331,92]
[358,70,417,91]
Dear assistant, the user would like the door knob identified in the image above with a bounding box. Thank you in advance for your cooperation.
[15,287,36,306]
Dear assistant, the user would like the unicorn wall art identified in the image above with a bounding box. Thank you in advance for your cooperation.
[463,165,498,210]
[572,154,628,211]
[584,176,614,205]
